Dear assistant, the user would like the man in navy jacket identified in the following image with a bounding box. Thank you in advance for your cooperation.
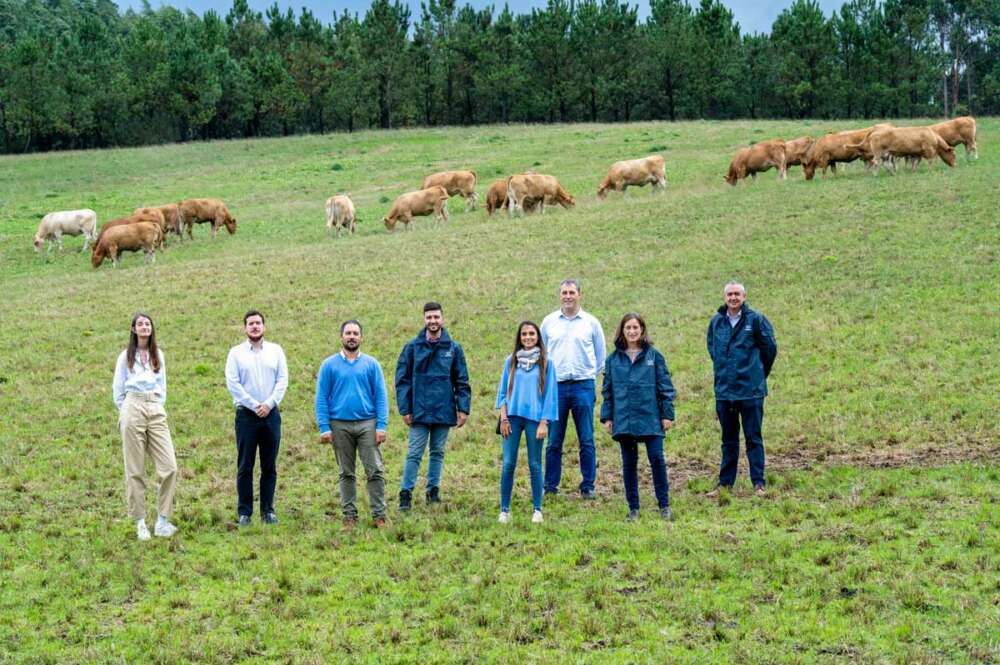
[394,302,471,510]
[706,281,778,496]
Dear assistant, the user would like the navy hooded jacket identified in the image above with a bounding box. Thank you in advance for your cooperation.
[706,303,777,401]
[600,343,676,440]
[394,328,471,426]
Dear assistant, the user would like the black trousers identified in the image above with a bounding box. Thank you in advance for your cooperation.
[235,407,281,517]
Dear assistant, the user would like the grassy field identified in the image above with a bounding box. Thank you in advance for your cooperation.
[0,119,997,663]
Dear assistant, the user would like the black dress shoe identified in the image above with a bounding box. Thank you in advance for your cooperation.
[237,514,251,527]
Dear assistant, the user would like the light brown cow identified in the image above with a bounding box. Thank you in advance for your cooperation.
[96,210,168,249]
[33,209,98,254]
[506,174,575,215]
[485,179,509,216]
[422,170,478,211]
[783,137,815,169]
[802,124,892,180]
[91,222,163,268]
[724,140,787,185]
[382,186,449,232]
[134,204,182,239]
[325,195,357,237]
[597,155,667,199]
[859,126,957,174]
[178,198,237,239]
[928,116,977,159]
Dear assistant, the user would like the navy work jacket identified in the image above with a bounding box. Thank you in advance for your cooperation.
[600,343,676,439]
[706,304,777,401]
[395,328,471,426]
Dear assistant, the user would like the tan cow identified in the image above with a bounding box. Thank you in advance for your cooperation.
[96,210,168,249]
[91,222,163,268]
[33,209,98,254]
[802,124,892,180]
[597,155,667,199]
[506,174,575,215]
[783,137,815,169]
[382,186,449,232]
[724,140,787,185]
[928,116,977,159]
[178,198,237,239]
[485,179,509,216]
[859,126,957,174]
[422,170,478,211]
[325,195,357,237]
[134,204,182,240]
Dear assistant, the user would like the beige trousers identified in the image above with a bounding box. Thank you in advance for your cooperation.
[120,392,178,520]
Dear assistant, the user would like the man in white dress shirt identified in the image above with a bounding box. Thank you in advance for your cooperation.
[225,310,288,526]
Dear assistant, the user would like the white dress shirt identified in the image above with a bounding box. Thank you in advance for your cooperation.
[113,349,166,410]
[225,340,288,410]
[541,308,607,382]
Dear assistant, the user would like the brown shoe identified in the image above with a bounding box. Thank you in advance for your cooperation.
[342,516,358,531]
[705,485,722,498]
[754,485,766,497]
[373,517,387,529]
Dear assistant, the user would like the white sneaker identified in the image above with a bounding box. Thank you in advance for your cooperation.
[154,521,178,538]
[532,510,543,524]
[136,520,151,541]
[498,511,511,524]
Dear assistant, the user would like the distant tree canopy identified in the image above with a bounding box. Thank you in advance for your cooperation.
[0,0,996,152]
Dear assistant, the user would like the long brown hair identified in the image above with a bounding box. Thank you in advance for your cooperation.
[126,312,161,373]
[613,312,652,350]
[507,321,548,399]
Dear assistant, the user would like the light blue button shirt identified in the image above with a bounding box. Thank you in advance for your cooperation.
[225,340,289,410]
[541,308,607,382]
[113,349,166,409]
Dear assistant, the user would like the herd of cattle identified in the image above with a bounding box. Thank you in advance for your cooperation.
[31,117,979,266]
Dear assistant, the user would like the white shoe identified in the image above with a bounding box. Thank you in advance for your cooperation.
[154,521,178,538]
[498,511,511,524]
[136,520,151,541]
[532,510,543,524]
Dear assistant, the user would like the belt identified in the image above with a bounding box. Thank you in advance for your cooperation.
[559,378,594,384]
[125,391,161,402]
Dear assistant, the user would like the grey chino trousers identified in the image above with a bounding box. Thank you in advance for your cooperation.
[329,419,386,519]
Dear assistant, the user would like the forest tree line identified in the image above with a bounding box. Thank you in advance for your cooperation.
[0,0,997,153]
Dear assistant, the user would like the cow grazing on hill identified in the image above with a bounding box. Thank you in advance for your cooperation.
[801,124,892,180]
[325,195,357,237]
[134,204,182,240]
[178,198,237,239]
[91,222,163,268]
[783,137,815,169]
[724,140,787,185]
[597,155,667,199]
[382,186,450,232]
[485,179,509,216]
[928,116,977,159]
[506,174,575,215]
[97,210,167,248]
[858,126,957,174]
[33,209,98,254]
[422,170,478,211]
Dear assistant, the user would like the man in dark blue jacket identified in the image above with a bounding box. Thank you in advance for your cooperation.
[395,302,471,511]
[706,281,778,497]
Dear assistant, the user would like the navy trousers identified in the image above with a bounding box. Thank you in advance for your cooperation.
[235,407,281,517]
[716,398,765,487]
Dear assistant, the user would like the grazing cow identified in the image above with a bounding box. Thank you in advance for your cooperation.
[783,137,815,169]
[724,140,787,185]
[33,209,98,254]
[382,186,450,232]
[422,170,478,211]
[802,124,893,180]
[506,174,575,215]
[178,198,237,239]
[96,210,167,249]
[134,204,182,240]
[928,116,977,159]
[858,126,957,174]
[91,222,163,268]
[485,179,509,216]
[325,195,357,237]
[597,155,667,199]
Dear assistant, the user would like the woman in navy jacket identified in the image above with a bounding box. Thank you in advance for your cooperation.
[600,312,676,521]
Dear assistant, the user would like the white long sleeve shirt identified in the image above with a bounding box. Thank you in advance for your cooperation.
[541,308,607,382]
[113,349,166,410]
[224,340,288,410]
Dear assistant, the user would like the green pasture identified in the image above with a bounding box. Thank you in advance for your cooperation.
[0,119,997,663]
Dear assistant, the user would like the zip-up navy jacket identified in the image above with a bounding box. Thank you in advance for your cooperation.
[395,327,471,426]
[600,343,676,440]
[706,303,777,401]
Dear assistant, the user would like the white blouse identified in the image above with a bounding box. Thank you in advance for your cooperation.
[112,349,166,410]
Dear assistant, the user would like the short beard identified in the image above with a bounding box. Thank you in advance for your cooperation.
[248,333,264,344]
[342,340,360,351]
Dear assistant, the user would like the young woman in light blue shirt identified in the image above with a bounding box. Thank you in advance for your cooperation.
[495,321,559,524]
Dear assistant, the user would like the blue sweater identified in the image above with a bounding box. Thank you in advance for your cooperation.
[315,352,389,434]
[494,357,559,423]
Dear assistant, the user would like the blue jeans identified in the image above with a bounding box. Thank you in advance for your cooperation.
[500,416,544,511]
[716,398,766,487]
[545,379,597,493]
[619,435,669,510]
[400,424,450,491]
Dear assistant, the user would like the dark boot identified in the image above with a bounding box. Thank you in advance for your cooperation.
[426,486,441,504]
[398,489,412,512]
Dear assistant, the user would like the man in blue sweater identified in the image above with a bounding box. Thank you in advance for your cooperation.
[394,302,471,511]
[315,320,390,529]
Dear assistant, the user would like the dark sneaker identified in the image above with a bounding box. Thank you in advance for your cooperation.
[237,514,251,527]
[626,509,640,522]
[398,489,412,512]
[580,490,596,500]
[544,488,559,496]
[262,512,278,525]
[343,516,358,531]
[426,486,441,504]
[754,485,766,497]
[660,506,672,521]
[373,517,388,529]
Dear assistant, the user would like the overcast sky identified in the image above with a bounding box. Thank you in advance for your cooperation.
[120,0,847,36]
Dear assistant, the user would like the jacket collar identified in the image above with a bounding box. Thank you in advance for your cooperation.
[614,339,651,353]
[717,303,750,318]
[415,327,452,346]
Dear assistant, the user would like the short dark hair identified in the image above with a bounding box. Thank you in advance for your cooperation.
[341,319,363,334]
[423,301,442,313]
[244,310,264,325]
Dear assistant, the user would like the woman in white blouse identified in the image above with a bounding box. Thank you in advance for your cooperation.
[113,312,178,540]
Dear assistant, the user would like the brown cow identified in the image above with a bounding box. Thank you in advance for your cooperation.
[96,210,168,249]
[802,124,892,180]
[91,222,163,268]
[134,204,182,240]
[506,174,575,215]
[597,155,667,199]
[485,179,509,216]
[783,137,815,169]
[859,126,957,174]
[382,186,449,232]
[178,198,237,239]
[422,170,478,211]
[724,140,787,185]
[928,116,977,159]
